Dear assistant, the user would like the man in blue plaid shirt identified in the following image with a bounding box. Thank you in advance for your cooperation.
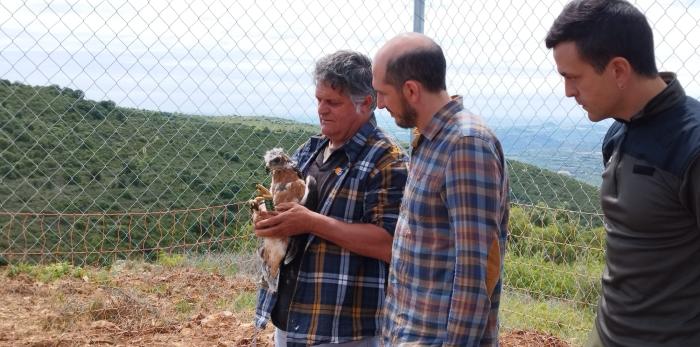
[373,33,509,346]
[253,50,408,346]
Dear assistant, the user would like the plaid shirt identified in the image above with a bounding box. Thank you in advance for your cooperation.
[255,115,408,346]
[383,97,509,346]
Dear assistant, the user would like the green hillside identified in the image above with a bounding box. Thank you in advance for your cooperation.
[0,79,317,213]
[1,80,603,265]
[508,160,601,214]
[1,79,601,215]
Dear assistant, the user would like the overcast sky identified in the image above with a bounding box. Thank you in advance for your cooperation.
[1,0,699,133]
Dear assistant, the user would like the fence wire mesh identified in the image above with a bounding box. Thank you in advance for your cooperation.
[1,0,698,345]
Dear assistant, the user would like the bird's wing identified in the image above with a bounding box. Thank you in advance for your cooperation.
[286,179,307,202]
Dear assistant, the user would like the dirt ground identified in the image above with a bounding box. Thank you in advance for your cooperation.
[0,263,570,346]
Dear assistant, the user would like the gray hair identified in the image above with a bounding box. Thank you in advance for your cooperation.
[313,50,377,112]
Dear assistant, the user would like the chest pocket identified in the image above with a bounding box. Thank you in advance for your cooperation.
[403,170,444,215]
[606,153,686,233]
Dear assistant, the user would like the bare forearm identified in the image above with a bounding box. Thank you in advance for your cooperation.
[308,213,393,263]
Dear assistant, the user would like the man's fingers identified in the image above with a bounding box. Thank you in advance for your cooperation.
[255,218,271,229]
[255,213,281,229]
[254,227,274,237]
[258,210,279,219]
[274,202,297,211]
[252,210,277,223]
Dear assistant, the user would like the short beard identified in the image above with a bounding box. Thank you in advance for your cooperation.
[393,97,418,129]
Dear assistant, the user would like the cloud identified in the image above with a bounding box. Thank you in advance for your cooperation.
[1,0,698,126]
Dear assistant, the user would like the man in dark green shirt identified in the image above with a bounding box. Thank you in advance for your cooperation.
[546,1,700,346]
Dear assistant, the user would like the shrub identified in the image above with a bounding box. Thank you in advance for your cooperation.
[508,206,605,264]
[505,254,603,307]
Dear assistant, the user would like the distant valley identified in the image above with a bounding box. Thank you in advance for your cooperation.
[376,116,610,187]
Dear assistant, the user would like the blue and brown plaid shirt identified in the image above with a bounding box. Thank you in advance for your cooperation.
[383,97,509,346]
[255,115,408,346]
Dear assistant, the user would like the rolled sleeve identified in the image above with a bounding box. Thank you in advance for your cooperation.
[363,149,408,235]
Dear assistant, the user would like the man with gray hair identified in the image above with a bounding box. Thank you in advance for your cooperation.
[253,50,408,346]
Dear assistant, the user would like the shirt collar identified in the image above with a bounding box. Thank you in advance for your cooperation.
[308,113,378,164]
[628,72,685,123]
[413,95,464,143]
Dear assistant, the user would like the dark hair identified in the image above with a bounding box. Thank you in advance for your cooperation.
[545,0,658,76]
[314,50,376,110]
[385,43,447,92]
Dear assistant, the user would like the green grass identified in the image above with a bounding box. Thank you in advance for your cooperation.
[233,291,257,312]
[174,299,196,315]
[88,268,113,285]
[192,258,238,275]
[143,283,169,295]
[6,261,86,282]
[504,254,603,308]
[156,252,185,267]
[501,290,595,347]
[215,291,257,313]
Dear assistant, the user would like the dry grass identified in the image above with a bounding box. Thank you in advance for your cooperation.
[0,260,273,346]
[0,258,571,346]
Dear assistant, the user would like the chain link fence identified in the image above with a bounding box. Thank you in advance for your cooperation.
[1,0,699,345]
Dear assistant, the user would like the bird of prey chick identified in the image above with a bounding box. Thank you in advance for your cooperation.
[249,148,312,292]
